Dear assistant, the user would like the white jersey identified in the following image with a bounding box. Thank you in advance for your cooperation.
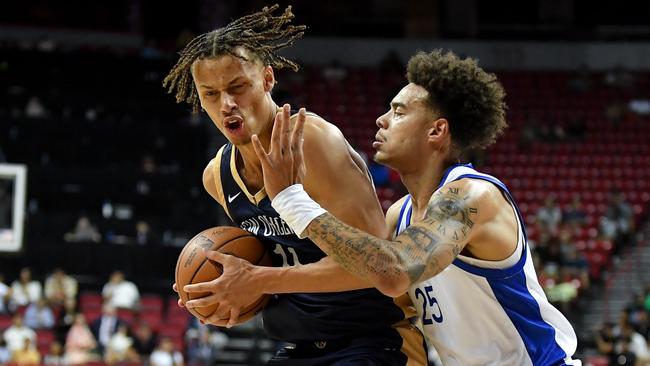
[396,164,580,366]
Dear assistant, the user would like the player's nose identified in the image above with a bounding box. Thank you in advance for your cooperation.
[220,93,238,114]
[376,111,389,129]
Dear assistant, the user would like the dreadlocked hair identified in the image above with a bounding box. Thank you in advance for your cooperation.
[163,4,306,112]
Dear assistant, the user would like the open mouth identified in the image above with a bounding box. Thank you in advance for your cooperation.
[223,116,244,132]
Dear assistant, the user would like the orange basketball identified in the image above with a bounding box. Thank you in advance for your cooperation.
[175,226,272,324]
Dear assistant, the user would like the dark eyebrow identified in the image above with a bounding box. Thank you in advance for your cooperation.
[390,102,407,110]
[198,77,246,89]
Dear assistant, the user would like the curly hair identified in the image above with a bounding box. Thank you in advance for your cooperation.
[406,49,507,151]
[163,4,306,112]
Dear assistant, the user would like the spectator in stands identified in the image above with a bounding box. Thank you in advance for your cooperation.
[11,338,41,365]
[634,310,650,342]
[64,215,101,243]
[3,314,36,353]
[619,322,650,364]
[602,190,635,247]
[132,322,157,357]
[90,304,123,353]
[65,314,99,365]
[101,271,140,310]
[44,268,78,308]
[10,267,42,307]
[561,238,590,290]
[186,325,228,366]
[43,341,65,366]
[0,273,13,314]
[563,196,587,227]
[23,298,55,329]
[536,196,562,235]
[105,324,136,365]
[186,328,216,366]
[0,339,11,364]
[610,336,637,366]
[24,96,48,119]
[150,337,184,366]
[134,220,152,245]
[595,322,616,358]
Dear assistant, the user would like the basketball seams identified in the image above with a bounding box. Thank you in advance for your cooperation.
[175,226,270,323]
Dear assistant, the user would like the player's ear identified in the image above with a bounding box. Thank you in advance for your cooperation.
[427,118,449,143]
[263,66,275,92]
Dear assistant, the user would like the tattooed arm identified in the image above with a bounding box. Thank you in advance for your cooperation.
[303,179,492,297]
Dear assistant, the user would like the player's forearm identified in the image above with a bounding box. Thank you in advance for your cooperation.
[303,213,411,297]
[254,256,372,294]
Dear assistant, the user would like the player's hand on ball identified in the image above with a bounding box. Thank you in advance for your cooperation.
[183,250,264,328]
[251,103,306,199]
[172,283,185,308]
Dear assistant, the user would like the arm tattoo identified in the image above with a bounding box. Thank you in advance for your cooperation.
[305,185,479,287]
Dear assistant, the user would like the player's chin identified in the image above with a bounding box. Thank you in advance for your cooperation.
[373,151,389,164]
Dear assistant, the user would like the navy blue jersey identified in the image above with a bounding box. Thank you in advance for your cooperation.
[215,142,412,342]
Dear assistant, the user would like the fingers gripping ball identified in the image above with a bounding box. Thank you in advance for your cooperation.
[175,226,272,323]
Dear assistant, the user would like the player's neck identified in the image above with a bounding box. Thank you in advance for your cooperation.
[400,157,455,216]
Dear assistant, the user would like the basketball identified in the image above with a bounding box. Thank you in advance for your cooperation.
[175,226,272,324]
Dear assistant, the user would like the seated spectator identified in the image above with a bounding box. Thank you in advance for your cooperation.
[602,191,635,248]
[11,338,41,365]
[0,339,11,364]
[102,271,140,310]
[561,242,590,290]
[3,314,36,353]
[65,314,99,365]
[563,196,587,227]
[23,298,55,329]
[150,337,184,366]
[536,196,562,235]
[64,215,101,243]
[595,322,616,358]
[610,336,636,366]
[43,341,65,366]
[186,325,228,366]
[0,273,13,314]
[633,310,650,343]
[105,324,135,364]
[45,268,78,307]
[10,268,42,307]
[132,322,157,357]
[90,304,123,353]
[619,322,650,364]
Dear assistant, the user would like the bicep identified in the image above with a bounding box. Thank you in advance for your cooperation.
[302,120,388,239]
[393,180,484,285]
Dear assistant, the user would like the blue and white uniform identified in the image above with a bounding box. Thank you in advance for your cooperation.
[396,164,580,366]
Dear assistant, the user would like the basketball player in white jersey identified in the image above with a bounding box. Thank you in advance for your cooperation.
[251,50,581,365]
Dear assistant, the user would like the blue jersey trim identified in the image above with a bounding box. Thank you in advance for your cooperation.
[487,271,568,365]
[436,163,474,190]
[396,196,411,238]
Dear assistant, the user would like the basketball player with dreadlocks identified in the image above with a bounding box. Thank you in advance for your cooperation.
[164,5,427,366]
[253,50,581,365]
